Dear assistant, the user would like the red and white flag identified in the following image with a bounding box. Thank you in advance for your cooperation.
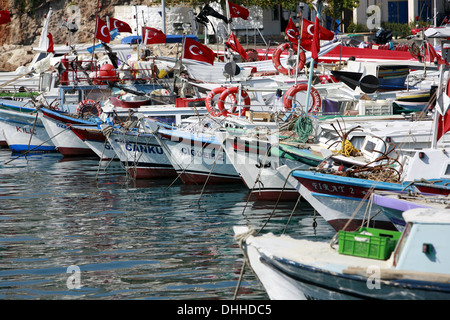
[225,32,249,60]
[95,17,110,43]
[142,26,166,44]
[0,10,11,25]
[107,17,132,33]
[311,17,320,61]
[228,1,249,20]
[183,37,216,65]
[300,18,334,52]
[437,110,450,142]
[285,18,299,45]
[47,33,54,53]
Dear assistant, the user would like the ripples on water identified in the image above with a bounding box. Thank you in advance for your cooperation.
[0,148,335,300]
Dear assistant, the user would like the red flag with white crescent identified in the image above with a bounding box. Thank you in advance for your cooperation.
[225,32,249,60]
[228,1,249,20]
[142,26,167,45]
[300,18,334,52]
[95,17,110,43]
[183,37,216,65]
[108,17,132,33]
[311,17,320,61]
[285,18,299,45]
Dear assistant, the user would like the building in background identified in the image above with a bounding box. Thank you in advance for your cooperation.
[112,1,449,42]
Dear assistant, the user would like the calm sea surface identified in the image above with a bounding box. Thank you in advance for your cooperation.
[0,147,335,300]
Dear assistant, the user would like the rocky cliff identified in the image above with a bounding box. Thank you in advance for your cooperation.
[0,0,147,71]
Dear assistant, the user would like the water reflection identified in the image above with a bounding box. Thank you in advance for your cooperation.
[0,148,334,299]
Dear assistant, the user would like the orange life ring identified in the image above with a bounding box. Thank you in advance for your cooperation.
[283,84,321,114]
[205,87,237,117]
[217,87,250,117]
[272,43,306,76]
[75,99,102,118]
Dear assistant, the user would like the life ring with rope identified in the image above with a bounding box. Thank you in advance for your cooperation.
[283,84,321,114]
[272,43,306,76]
[205,87,237,117]
[217,87,251,117]
[75,99,102,118]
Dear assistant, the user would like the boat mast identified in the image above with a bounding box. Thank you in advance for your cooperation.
[304,0,324,113]
[91,0,101,62]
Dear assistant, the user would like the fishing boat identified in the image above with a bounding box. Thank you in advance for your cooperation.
[0,100,57,153]
[69,124,116,160]
[222,131,322,201]
[103,123,176,179]
[150,117,242,185]
[372,190,450,231]
[234,207,450,300]
[39,106,100,157]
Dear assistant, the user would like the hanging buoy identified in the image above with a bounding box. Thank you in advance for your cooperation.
[217,87,250,117]
[75,99,102,118]
[283,84,321,114]
[272,43,306,76]
[205,87,237,117]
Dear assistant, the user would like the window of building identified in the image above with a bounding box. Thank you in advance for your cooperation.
[388,1,408,24]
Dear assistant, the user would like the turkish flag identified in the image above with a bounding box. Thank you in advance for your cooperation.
[183,37,216,65]
[311,17,320,61]
[108,17,132,33]
[95,17,110,43]
[228,1,249,20]
[142,26,167,44]
[285,18,299,45]
[300,18,334,52]
[0,10,11,25]
[437,110,450,142]
[225,32,249,60]
[47,33,54,53]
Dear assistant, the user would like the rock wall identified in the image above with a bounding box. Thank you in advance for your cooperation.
[0,0,150,71]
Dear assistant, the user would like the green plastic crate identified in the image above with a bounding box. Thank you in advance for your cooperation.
[338,227,402,260]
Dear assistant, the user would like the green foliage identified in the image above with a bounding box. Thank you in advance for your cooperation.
[346,22,368,33]
[381,22,414,38]
[323,0,359,20]
[14,0,41,16]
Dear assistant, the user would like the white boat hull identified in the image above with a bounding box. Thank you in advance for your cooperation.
[106,129,176,179]
[0,107,56,152]
[40,111,96,156]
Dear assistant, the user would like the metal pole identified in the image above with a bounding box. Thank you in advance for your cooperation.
[304,0,323,114]
[162,0,166,34]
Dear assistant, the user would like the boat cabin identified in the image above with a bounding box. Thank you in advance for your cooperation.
[393,208,450,275]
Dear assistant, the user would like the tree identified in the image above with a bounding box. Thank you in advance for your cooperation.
[323,0,359,31]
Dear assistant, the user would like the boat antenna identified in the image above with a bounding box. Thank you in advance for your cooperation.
[91,0,101,63]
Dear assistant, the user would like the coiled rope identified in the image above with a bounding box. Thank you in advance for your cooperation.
[293,115,314,143]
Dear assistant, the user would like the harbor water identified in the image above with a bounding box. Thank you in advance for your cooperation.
[0,148,335,300]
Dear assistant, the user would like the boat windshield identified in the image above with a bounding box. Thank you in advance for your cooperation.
[393,222,412,266]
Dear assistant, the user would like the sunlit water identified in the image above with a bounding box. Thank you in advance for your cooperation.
[0,148,335,300]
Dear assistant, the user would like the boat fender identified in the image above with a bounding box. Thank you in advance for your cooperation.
[75,99,102,118]
[217,86,250,117]
[272,43,306,76]
[205,87,237,117]
[245,49,259,62]
[283,84,321,114]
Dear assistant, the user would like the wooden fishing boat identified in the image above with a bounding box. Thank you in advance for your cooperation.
[235,207,450,300]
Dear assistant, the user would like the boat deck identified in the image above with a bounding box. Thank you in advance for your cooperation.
[245,231,393,275]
